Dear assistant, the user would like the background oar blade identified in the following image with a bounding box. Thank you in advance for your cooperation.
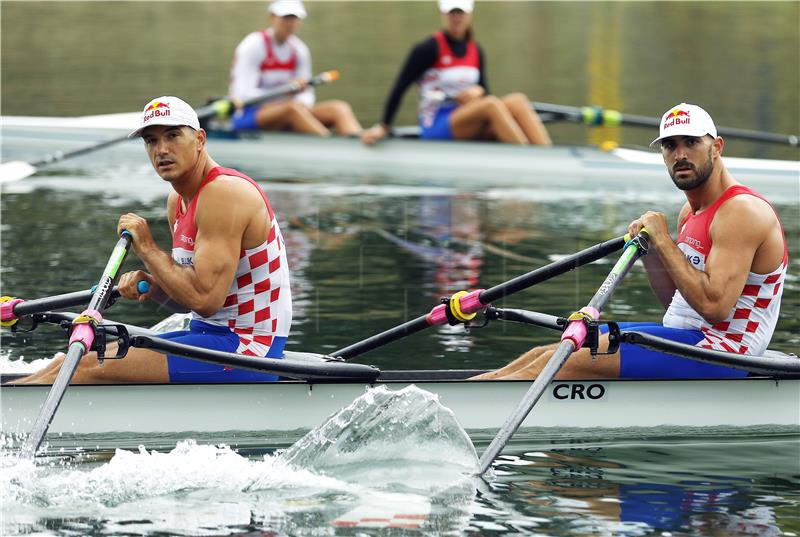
[0,161,38,184]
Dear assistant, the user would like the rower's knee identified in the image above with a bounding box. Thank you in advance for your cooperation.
[482,95,505,114]
[285,101,310,119]
[502,93,531,113]
[326,99,354,117]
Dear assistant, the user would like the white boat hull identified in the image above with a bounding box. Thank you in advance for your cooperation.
[2,375,798,448]
[2,116,797,200]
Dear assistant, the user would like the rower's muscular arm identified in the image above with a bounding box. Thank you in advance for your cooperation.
[127,178,267,317]
[641,197,775,324]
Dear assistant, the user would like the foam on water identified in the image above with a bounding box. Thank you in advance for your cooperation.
[1,385,479,535]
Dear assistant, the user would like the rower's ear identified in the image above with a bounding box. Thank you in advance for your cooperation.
[712,135,724,156]
[195,128,207,151]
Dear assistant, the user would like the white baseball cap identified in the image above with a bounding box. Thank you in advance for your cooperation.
[439,0,474,13]
[128,96,200,138]
[650,102,718,146]
[269,0,307,18]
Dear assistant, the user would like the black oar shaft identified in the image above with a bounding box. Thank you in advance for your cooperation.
[8,288,120,318]
[331,317,432,360]
[478,236,625,303]
[331,236,625,360]
[21,233,133,458]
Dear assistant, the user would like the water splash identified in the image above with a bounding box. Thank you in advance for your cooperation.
[269,385,481,491]
[1,386,480,535]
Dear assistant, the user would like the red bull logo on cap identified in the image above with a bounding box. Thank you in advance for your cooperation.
[663,107,690,130]
[145,101,170,111]
[143,100,171,122]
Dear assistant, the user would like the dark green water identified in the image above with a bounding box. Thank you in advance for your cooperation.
[1,2,799,536]
[1,182,798,367]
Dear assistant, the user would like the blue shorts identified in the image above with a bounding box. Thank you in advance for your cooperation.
[602,322,748,379]
[231,105,261,131]
[159,320,286,383]
[419,105,456,140]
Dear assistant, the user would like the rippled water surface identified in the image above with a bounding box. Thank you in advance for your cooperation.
[1,2,799,534]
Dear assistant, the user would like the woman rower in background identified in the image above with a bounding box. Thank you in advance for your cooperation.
[361,0,552,146]
[229,0,362,136]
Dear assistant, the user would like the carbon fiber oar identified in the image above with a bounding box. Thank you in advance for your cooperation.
[476,231,650,475]
[0,71,340,184]
[20,232,135,458]
[331,236,626,360]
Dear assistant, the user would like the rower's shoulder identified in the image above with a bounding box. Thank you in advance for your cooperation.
[235,30,266,52]
[720,187,776,218]
[202,173,263,204]
[712,190,779,238]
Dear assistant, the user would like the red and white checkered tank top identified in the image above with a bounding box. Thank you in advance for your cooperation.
[663,185,787,355]
[172,166,292,357]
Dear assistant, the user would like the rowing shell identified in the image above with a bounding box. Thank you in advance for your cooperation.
[2,371,798,451]
[2,115,798,199]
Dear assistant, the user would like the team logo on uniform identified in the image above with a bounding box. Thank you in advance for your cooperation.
[442,55,452,65]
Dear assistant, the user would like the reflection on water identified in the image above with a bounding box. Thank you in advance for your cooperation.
[477,432,800,536]
[1,181,798,368]
[2,426,797,536]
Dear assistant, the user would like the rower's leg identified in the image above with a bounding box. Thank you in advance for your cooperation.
[502,93,553,146]
[255,101,330,136]
[9,345,170,384]
[311,100,362,136]
[470,343,559,380]
[7,353,68,384]
[500,334,621,380]
[450,96,528,144]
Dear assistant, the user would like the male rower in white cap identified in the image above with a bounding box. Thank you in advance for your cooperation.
[476,103,787,380]
[229,0,362,136]
[16,96,292,384]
